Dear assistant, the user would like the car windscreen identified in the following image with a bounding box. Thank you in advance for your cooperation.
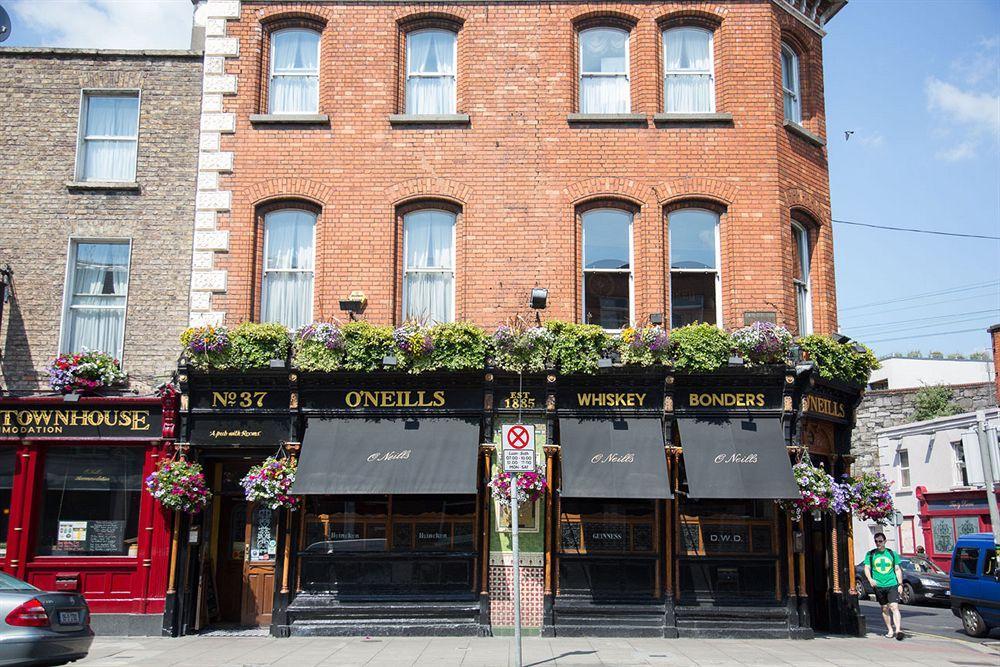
[0,571,39,591]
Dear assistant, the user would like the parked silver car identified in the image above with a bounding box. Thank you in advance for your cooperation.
[0,572,93,667]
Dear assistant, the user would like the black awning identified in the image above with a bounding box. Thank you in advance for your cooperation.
[558,417,672,499]
[677,417,798,499]
[292,417,480,495]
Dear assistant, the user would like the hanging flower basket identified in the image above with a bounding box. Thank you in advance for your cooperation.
[778,461,836,521]
[145,459,212,514]
[47,350,127,395]
[618,325,670,366]
[240,456,299,510]
[490,322,555,373]
[488,465,548,505]
[730,322,793,365]
[847,471,895,524]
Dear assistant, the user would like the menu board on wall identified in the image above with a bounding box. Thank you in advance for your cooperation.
[56,521,88,552]
[56,520,125,554]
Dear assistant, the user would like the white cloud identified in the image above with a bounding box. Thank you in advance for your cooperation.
[925,72,999,162]
[856,132,885,148]
[10,0,193,50]
[935,140,977,162]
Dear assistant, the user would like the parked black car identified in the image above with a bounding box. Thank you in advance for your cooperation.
[855,555,951,605]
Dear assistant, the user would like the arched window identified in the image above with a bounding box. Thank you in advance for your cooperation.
[781,43,801,123]
[403,208,456,322]
[579,27,630,114]
[269,28,320,114]
[582,207,633,330]
[669,208,721,327]
[792,220,812,335]
[261,208,315,330]
[405,29,457,115]
[662,27,714,113]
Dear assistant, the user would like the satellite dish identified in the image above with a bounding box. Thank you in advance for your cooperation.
[0,5,11,43]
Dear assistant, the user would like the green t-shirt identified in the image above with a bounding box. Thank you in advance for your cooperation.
[866,548,901,588]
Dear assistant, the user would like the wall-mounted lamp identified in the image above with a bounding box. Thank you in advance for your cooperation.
[728,355,745,367]
[338,290,368,320]
[0,265,11,343]
[382,355,398,367]
[851,342,868,355]
[529,287,548,324]
[831,332,852,345]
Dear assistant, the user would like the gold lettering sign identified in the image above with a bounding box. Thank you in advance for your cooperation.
[590,452,637,464]
[688,392,766,408]
[366,450,412,462]
[0,409,152,436]
[576,393,647,408]
[802,395,846,419]
[211,391,268,408]
[208,429,264,439]
[344,391,446,408]
[503,392,536,409]
[713,453,759,464]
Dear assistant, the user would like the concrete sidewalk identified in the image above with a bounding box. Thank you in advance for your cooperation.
[77,633,1000,666]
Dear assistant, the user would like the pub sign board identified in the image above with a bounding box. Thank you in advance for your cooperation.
[187,414,291,447]
[189,388,290,411]
[556,385,664,414]
[0,404,162,440]
[675,387,783,412]
[301,386,482,413]
[801,394,850,424]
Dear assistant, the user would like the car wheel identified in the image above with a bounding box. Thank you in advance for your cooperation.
[900,583,915,605]
[961,606,989,638]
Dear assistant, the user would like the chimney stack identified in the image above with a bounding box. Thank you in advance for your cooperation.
[990,324,1000,406]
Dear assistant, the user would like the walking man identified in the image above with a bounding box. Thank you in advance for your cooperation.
[864,532,904,640]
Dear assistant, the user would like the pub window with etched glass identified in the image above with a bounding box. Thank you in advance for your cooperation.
[76,92,139,182]
[261,208,315,330]
[669,208,721,328]
[662,26,714,113]
[61,240,130,359]
[792,221,812,335]
[579,26,630,114]
[403,208,455,323]
[269,28,321,114]
[582,207,633,330]
[35,446,144,557]
[405,29,457,115]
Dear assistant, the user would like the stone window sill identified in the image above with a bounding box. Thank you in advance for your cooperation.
[654,112,733,125]
[66,181,141,192]
[249,113,330,125]
[388,114,470,126]
[567,113,647,126]
[784,120,825,147]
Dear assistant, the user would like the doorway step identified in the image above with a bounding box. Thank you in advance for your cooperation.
[282,596,485,636]
[549,595,667,637]
[675,604,792,638]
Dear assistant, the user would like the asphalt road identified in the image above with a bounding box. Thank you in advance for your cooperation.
[859,599,1000,645]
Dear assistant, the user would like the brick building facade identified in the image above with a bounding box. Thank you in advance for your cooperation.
[0,48,202,635]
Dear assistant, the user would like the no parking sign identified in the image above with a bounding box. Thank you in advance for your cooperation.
[501,424,535,472]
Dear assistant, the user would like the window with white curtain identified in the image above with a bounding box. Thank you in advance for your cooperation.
[61,241,131,358]
[582,208,633,330]
[579,27,630,114]
[269,28,320,114]
[262,209,316,330]
[663,27,714,113]
[403,209,455,322]
[77,93,139,182]
[405,29,457,115]
[669,208,721,328]
[792,221,812,335]
[781,43,801,123]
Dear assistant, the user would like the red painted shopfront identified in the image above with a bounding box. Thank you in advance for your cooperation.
[916,486,999,573]
[1,395,176,631]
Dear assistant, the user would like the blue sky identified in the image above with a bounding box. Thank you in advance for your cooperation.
[4,0,999,358]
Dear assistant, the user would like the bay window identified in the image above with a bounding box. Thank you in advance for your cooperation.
[579,27,630,114]
[663,27,714,113]
[269,29,320,114]
[77,92,139,182]
[61,240,130,359]
[582,208,633,330]
[36,446,143,557]
[781,43,801,123]
[403,208,456,322]
[792,221,812,335]
[262,209,316,330]
[405,29,457,115]
[669,208,721,328]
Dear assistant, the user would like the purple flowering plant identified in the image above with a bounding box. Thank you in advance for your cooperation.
[145,459,212,514]
[47,349,127,394]
[241,456,298,510]
[488,465,548,504]
[181,325,231,370]
[618,326,670,366]
[847,471,895,523]
[778,461,837,521]
[394,321,435,372]
[730,322,793,366]
[490,320,555,373]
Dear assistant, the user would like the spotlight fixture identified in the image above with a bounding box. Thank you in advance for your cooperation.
[728,356,745,367]
[649,313,664,326]
[597,357,613,369]
[382,355,398,367]
[851,343,867,355]
[529,288,548,310]
[831,332,851,345]
[338,291,368,320]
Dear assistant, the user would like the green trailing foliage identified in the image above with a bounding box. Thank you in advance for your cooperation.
[544,321,613,375]
[429,322,489,372]
[341,321,396,372]
[669,323,732,373]
[228,322,290,371]
[910,385,963,422]
[796,334,879,386]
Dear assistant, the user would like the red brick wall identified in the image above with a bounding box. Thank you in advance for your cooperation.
[212,1,837,333]
[991,325,1000,405]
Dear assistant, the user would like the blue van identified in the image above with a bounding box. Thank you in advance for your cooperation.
[950,533,1000,637]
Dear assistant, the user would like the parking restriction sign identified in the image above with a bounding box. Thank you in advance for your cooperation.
[502,424,535,472]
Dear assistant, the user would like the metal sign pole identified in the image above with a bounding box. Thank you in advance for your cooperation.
[975,412,1000,550]
[511,475,522,667]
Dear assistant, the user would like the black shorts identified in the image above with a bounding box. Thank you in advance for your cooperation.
[874,586,899,605]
